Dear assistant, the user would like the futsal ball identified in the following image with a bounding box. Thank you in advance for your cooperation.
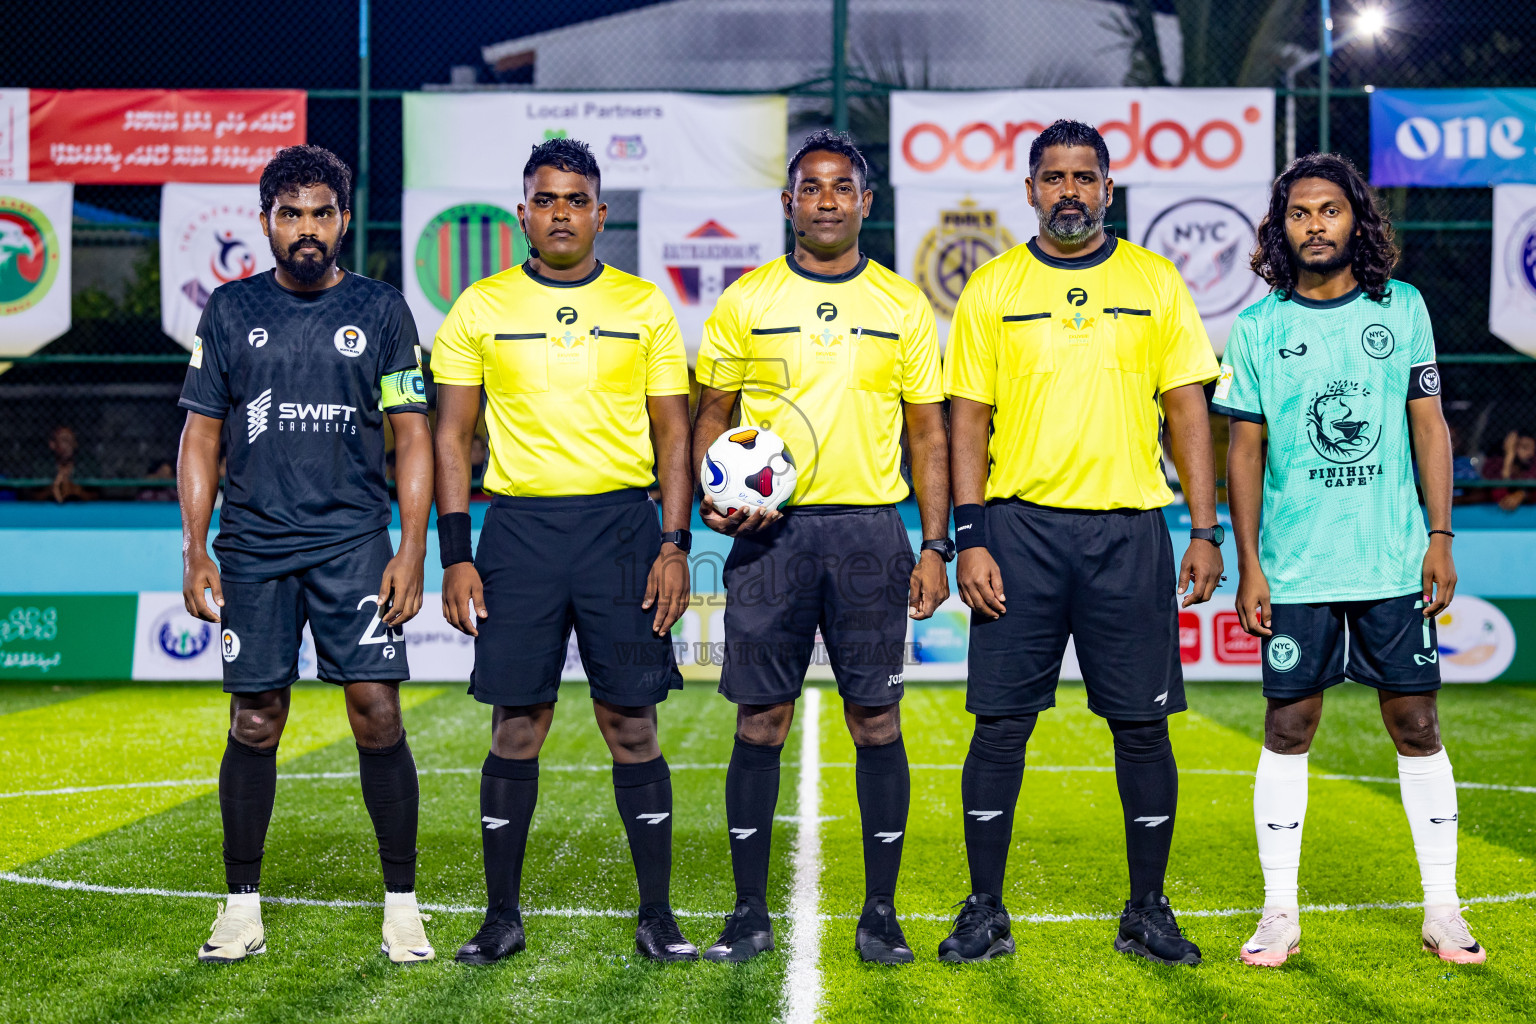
[701,426,797,514]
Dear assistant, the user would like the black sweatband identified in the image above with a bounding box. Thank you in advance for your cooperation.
[437,512,473,568]
[1428,529,1455,539]
[954,503,987,551]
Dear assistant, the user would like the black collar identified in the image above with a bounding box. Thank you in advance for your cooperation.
[1283,285,1362,309]
[786,251,868,284]
[1026,234,1117,270]
[522,259,605,288]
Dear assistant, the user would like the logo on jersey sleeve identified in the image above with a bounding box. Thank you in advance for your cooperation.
[334,325,367,358]
[1361,324,1395,359]
[190,335,204,369]
[1417,364,1441,396]
[247,388,273,443]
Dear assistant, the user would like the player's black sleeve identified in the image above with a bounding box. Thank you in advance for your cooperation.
[178,290,232,418]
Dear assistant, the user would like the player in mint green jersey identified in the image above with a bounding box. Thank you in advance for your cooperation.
[1213,154,1484,968]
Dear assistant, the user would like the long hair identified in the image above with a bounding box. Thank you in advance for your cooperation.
[1251,153,1399,303]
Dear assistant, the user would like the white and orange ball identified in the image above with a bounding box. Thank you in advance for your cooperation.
[701,425,797,515]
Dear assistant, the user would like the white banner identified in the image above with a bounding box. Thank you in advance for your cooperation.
[1128,185,1269,355]
[895,188,1034,347]
[402,189,527,347]
[159,184,273,350]
[639,189,784,358]
[891,89,1275,188]
[0,181,71,356]
[404,93,787,191]
[0,88,28,181]
[1491,184,1536,357]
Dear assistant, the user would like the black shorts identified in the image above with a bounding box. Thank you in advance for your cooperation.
[967,501,1183,720]
[470,489,683,708]
[719,505,914,707]
[220,531,408,693]
[1262,593,1442,699]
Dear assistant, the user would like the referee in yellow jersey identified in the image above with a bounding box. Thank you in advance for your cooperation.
[431,139,697,965]
[693,131,952,966]
[937,121,1223,967]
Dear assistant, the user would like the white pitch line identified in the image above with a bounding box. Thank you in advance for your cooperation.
[783,686,822,1024]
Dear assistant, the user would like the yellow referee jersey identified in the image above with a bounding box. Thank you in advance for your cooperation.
[430,262,690,497]
[697,254,943,506]
[943,236,1218,510]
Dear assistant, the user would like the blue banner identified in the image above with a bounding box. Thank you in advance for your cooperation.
[1371,89,1536,186]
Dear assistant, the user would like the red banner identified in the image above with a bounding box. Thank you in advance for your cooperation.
[29,90,306,184]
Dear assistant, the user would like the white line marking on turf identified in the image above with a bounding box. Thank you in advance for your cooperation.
[784,685,822,1024]
[3,870,1533,926]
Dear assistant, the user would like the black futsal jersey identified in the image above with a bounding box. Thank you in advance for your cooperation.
[179,270,427,583]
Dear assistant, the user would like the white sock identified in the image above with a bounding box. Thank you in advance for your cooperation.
[1398,747,1460,908]
[1254,747,1309,908]
[227,892,260,910]
[384,890,418,912]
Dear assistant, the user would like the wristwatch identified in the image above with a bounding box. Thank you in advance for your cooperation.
[921,538,957,563]
[1190,525,1225,547]
[660,529,692,553]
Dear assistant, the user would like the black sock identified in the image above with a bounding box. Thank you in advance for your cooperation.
[357,732,419,893]
[481,752,539,914]
[725,738,782,907]
[855,736,909,905]
[1110,718,1178,905]
[613,755,673,910]
[220,734,278,894]
[961,714,1035,899]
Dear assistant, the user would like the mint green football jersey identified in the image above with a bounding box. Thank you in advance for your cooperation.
[1211,282,1440,603]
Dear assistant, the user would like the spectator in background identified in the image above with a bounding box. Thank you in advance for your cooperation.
[35,425,95,504]
[137,459,177,502]
[1483,430,1536,512]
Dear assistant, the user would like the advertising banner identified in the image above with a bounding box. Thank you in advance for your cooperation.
[638,189,784,357]
[0,89,28,181]
[0,595,136,679]
[0,181,72,356]
[159,184,274,350]
[1371,89,1536,187]
[1490,184,1536,357]
[890,89,1274,188]
[895,188,1033,346]
[1127,184,1269,355]
[403,92,787,191]
[402,189,529,346]
[29,89,305,184]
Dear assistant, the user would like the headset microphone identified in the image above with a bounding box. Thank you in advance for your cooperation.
[796,230,806,237]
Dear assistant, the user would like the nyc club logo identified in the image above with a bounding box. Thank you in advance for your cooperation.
[1139,198,1262,319]
[1361,324,1395,359]
[1266,634,1300,672]
[1306,379,1382,464]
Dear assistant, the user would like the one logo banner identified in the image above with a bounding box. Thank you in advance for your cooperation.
[0,89,28,181]
[890,88,1274,188]
[404,92,786,190]
[1127,185,1268,355]
[639,188,784,359]
[895,188,1033,346]
[29,89,305,184]
[1490,184,1536,357]
[1371,89,1536,187]
[0,181,72,356]
[402,189,530,347]
[159,184,274,350]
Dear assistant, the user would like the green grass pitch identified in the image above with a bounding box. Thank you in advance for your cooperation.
[2,680,1534,1023]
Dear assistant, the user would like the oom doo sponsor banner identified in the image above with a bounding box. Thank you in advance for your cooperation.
[403,92,786,191]
[890,89,1273,188]
[1371,89,1536,187]
[1128,185,1268,355]
[1490,184,1536,358]
[0,89,28,180]
[159,184,274,349]
[638,189,783,357]
[29,89,305,184]
[895,188,1032,346]
[0,182,71,356]
[403,189,529,345]
[0,595,136,679]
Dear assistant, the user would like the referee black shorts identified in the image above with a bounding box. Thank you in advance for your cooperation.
[469,488,683,709]
[719,504,914,708]
[967,500,1183,720]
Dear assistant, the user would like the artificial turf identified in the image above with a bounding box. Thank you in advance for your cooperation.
[1,681,1532,1023]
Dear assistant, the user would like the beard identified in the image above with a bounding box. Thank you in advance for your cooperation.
[1040,197,1103,245]
[271,233,340,284]
[1292,234,1354,275]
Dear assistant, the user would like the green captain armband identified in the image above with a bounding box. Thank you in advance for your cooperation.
[381,367,427,412]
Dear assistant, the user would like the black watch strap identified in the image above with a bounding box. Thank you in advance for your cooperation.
[1190,525,1225,547]
[921,538,957,563]
[660,529,692,552]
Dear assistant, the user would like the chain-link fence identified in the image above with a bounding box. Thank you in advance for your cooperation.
[5,0,1536,498]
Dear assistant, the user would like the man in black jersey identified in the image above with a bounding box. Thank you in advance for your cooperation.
[177,145,435,964]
